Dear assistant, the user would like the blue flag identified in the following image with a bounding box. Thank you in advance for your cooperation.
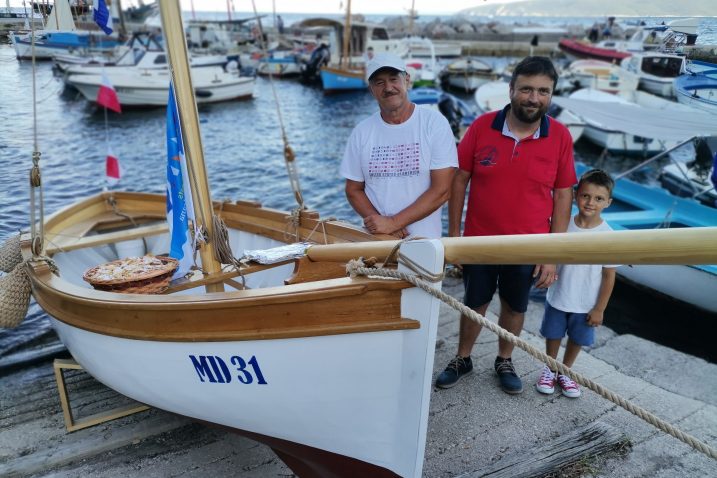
[93,0,113,35]
[166,82,196,279]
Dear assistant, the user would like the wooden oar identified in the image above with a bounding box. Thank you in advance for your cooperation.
[306,227,717,265]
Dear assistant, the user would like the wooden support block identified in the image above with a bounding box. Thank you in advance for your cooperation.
[53,358,150,433]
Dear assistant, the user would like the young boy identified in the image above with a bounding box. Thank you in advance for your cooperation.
[536,169,618,398]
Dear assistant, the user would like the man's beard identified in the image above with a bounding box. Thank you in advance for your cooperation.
[511,99,548,124]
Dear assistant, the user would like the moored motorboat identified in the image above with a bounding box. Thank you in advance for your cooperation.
[552,88,717,155]
[674,69,717,115]
[66,67,255,107]
[439,57,497,92]
[619,52,686,97]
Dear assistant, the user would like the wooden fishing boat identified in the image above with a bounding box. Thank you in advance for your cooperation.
[9,2,717,477]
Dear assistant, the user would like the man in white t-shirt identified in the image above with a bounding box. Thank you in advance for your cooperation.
[339,53,457,239]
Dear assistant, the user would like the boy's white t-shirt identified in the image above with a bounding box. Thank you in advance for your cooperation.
[546,215,619,313]
[339,106,457,238]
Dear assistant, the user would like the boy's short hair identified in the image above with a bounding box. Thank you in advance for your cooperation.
[578,169,615,197]
[510,56,559,90]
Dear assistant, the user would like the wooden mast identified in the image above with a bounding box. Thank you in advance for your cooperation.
[306,227,717,266]
[159,0,223,292]
[341,0,351,69]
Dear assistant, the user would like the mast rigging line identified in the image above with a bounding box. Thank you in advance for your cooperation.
[250,0,306,210]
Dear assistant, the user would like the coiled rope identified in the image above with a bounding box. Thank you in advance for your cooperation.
[346,260,717,461]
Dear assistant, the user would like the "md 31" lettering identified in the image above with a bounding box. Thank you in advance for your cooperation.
[189,354,268,384]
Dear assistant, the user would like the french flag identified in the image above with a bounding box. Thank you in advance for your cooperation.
[106,151,121,186]
[93,0,113,35]
[96,72,122,113]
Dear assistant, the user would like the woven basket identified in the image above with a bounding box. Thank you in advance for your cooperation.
[83,256,179,294]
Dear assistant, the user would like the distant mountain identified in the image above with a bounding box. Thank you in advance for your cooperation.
[458,0,714,17]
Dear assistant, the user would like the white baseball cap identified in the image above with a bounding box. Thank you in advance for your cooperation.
[365,53,406,82]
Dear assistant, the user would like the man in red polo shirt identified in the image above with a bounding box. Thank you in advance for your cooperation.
[436,56,576,394]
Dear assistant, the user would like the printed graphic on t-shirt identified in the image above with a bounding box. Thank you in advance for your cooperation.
[475,145,498,167]
[368,143,421,178]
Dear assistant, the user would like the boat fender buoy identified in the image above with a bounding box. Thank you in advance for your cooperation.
[0,234,22,273]
[0,262,31,329]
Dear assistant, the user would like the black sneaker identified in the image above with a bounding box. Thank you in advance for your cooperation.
[436,356,473,389]
[494,357,523,394]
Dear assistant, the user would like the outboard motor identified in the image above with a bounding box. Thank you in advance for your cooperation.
[438,94,463,139]
[301,44,330,84]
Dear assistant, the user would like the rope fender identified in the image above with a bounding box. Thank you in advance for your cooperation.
[0,234,23,273]
[0,262,31,329]
[346,261,717,461]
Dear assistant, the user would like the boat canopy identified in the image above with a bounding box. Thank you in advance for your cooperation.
[551,96,717,141]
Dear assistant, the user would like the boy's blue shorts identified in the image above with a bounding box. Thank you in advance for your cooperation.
[540,301,595,346]
[462,264,535,313]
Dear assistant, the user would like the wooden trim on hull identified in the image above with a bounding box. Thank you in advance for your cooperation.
[201,419,401,478]
[28,262,416,342]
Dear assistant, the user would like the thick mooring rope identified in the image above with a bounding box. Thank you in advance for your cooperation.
[346,262,717,461]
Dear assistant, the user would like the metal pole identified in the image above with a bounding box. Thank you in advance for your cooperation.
[614,136,697,180]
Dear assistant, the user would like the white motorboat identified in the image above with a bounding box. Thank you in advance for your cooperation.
[57,33,230,77]
[473,80,585,143]
[439,58,497,92]
[66,67,254,107]
[552,88,717,155]
[562,59,639,95]
[619,52,687,97]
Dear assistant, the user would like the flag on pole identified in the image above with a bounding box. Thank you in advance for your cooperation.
[166,82,196,279]
[96,72,122,113]
[93,0,113,35]
[105,150,121,185]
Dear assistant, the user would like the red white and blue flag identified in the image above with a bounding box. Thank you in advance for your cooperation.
[92,0,113,35]
[96,72,121,113]
[105,150,121,186]
[166,82,196,278]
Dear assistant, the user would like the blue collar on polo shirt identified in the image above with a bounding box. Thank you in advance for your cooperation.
[491,104,550,140]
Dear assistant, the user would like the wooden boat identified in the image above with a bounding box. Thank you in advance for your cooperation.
[576,163,717,313]
[439,57,496,93]
[299,13,407,93]
[11,2,717,476]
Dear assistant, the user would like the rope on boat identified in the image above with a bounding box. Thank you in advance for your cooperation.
[345,260,717,461]
[211,214,245,288]
[0,234,23,273]
[304,217,337,245]
[250,0,306,212]
[0,262,31,329]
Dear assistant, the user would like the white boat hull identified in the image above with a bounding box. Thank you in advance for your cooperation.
[67,69,254,106]
[581,126,677,154]
[675,87,717,115]
[617,264,717,313]
[639,76,675,97]
[445,74,493,92]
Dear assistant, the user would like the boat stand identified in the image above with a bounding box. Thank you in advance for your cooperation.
[53,358,150,432]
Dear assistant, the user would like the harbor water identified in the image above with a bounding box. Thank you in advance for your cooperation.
[0,41,715,364]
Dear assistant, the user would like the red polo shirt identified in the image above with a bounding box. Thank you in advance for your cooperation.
[457,106,576,237]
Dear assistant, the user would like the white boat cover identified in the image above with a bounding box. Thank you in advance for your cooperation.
[551,96,717,141]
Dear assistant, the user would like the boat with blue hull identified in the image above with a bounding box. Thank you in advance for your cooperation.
[319,66,366,92]
[576,163,717,313]
[674,69,717,116]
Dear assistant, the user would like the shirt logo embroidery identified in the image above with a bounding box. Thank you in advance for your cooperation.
[368,143,421,178]
[475,146,498,167]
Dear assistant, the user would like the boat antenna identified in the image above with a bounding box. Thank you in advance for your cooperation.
[28,1,45,258]
[250,0,306,211]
